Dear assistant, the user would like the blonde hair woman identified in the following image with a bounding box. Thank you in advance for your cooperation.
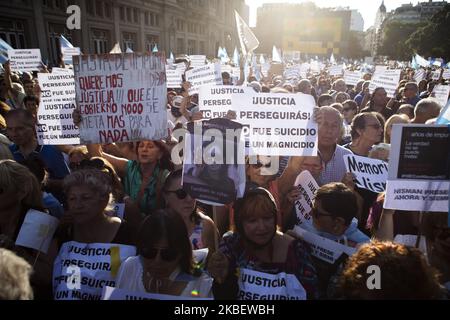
[384,114,409,144]
[0,160,44,239]
[0,160,54,299]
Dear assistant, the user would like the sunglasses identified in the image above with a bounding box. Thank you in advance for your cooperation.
[165,188,188,199]
[141,247,178,261]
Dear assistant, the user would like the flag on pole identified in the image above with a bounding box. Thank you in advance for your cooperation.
[259,54,265,64]
[0,38,13,64]
[330,53,336,64]
[233,47,239,66]
[414,54,430,68]
[272,45,281,63]
[217,46,223,58]
[110,43,122,53]
[152,44,158,53]
[125,46,133,53]
[235,10,259,56]
[170,52,175,60]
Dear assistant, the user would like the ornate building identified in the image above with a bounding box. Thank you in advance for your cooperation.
[254,2,353,57]
[0,0,248,64]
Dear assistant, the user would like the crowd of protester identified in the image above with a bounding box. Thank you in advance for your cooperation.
[0,52,449,300]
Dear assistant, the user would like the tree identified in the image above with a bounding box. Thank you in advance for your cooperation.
[345,31,368,59]
[379,21,422,60]
[406,4,450,60]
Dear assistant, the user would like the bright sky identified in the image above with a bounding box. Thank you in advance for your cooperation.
[245,0,427,30]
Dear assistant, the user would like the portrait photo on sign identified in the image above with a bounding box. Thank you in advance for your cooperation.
[182,118,245,205]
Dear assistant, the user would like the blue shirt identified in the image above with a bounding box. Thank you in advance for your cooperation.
[9,144,70,179]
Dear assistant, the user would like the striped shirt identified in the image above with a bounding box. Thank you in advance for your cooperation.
[318,144,353,186]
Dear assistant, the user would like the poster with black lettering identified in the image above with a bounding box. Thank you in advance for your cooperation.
[293,170,319,227]
[343,70,362,86]
[384,124,450,212]
[233,92,317,156]
[185,63,223,95]
[182,118,246,205]
[36,71,80,145]
[291,226,357,265]
[8,49,42,72]
[369,69,401,98]
[101,286,212,300]
[237,268,306,300]
[199,86,254,120]
[73,53,167,144]
[344,154,388,193]
[53,241,136,300]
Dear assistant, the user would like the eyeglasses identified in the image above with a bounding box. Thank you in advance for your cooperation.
[311,206,334,219]
[140,247,178,262]
[165,188,188,199]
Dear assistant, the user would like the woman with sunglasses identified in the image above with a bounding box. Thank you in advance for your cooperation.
[207,188,318,300]
[162,170,219,251]
[115,209,213,298]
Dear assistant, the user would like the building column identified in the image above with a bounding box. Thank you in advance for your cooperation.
[76,0,89,53]
[113,4,121,44]
[32,0,49,61]
[139,11,145,52]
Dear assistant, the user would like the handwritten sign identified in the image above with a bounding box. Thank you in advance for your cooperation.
[73,53,167,144]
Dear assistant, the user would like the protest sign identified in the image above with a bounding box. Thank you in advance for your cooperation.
[73,53,167,144]
[8,49,41,72]
[52,67,73,74]
[61,47,81,63]
[36,71,80,145]
[369,69,401,97]
[53,241,136,300]
[237,268,306,300]
[166,69,182,88]
[174,62,187,75]
[344,154,388,193]
[343,70,362,86]
[329,65,344,76]
[199,86,254,120]
[185,63,223,95]
[15,209,59,254]
[414,69,426,82]
[432,70,441,80]
[182,118,245,205]
[189,55,206,68]
[442,69,450,80]
[374,65,388,74]
[101,286,212,300]
[384,124,450,212]
[432,85,450,107]
[291,226,357,264]
[284,66,300,79]
[293,170,319,227]
[234,92,317,156]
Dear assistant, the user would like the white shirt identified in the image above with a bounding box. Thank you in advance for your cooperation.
[115,256,213,298]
